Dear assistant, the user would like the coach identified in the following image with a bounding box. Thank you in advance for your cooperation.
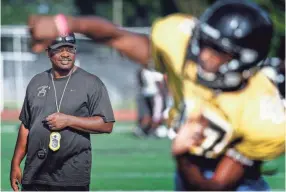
[10,33,115,191]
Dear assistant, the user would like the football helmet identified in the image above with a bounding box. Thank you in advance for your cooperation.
[189,0,273,91]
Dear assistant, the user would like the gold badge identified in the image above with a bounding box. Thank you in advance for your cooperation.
[49,132,61,151]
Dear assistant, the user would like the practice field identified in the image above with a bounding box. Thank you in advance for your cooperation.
[1,121,285,191]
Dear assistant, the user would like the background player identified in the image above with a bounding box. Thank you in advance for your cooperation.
[134,66,168,138]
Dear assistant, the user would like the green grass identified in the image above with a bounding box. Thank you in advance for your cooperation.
[1,121,285,191]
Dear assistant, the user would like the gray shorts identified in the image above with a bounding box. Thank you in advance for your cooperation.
[136,94,165,122]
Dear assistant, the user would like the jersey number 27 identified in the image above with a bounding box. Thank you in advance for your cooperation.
[192,109,233,159]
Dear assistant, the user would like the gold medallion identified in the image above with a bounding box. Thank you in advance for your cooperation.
[49,132,61,151]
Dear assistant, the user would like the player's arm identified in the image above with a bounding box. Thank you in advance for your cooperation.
[72,17,150,65]
[29,15,150,65]
[172,115,246,190]
[174,136,246,191]
[175,154,245,190]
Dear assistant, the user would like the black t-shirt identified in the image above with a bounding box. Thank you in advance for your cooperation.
[19,67,115,186]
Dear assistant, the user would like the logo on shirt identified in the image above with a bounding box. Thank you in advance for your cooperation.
[37,85,50,97]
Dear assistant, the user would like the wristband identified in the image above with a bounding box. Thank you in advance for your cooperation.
[54,14,70,36]
[226,148,254,166]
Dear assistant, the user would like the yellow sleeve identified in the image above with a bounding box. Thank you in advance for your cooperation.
[150,14,197,125]
[150,17,165,73]
[150,13,196,74]
[235,73,285,160]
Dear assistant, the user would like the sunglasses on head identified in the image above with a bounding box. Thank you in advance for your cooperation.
[54,36,76,44]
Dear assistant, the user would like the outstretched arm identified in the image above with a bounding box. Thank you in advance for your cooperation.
[28,15,150,65]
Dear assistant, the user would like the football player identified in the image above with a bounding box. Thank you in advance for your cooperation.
[28,0,285,190]
[134,66,168,138]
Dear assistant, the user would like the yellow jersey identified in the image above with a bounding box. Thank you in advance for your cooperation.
[150,14,285,161]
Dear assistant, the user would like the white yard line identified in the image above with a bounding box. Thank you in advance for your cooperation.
[91,172,174,178]
[0,125,18,133]
[90,171,285,179]
[0,124,133,133]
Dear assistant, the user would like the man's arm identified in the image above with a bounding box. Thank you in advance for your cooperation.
[67,115,114,134]
[46,113,114,134]
[11,124,29,168]
[47,78,115,134]
[10,124,29,191]
[176,154,245,191]
[29,15,151,65]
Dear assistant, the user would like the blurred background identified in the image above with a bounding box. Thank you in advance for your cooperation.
[1,0,285,191]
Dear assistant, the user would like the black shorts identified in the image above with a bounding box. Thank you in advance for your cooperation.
[22,184,89,191]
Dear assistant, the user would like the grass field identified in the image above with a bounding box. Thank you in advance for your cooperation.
[1,121,285,191]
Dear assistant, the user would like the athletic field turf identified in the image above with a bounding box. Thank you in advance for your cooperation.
[1,121,285,191]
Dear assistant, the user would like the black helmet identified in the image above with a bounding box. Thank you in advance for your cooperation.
[48,33,76,49]
[189,0,273,91]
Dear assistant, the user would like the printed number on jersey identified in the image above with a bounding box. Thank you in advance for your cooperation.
[192,109,233,159]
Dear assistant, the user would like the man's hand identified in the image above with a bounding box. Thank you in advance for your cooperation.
[10,165,22,191]
[46,112,70,131]
[28,15,59,53]
[172,114,207,156]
